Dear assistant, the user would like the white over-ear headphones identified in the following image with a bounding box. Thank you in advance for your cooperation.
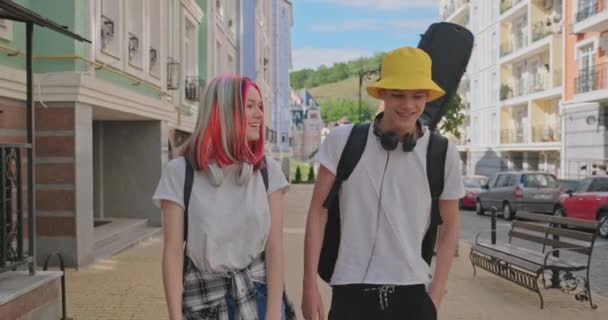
[206,162,253,187]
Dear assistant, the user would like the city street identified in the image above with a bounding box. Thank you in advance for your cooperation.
[62,184,608,320]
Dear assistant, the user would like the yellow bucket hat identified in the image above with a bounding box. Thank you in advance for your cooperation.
[367,47,445,102]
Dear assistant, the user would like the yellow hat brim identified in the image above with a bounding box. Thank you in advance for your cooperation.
[367,77,446,102]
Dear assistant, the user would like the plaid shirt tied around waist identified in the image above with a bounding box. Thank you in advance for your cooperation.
[182,254,295,320]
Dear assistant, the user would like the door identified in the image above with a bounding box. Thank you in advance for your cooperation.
[578,177,608,220]
[567,177,593,219]
[484,174,508,209]
[520,173,560,213]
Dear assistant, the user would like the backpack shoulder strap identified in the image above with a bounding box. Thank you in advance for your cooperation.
[427,132,449,202]
[261,156,269,191]
[322,123,370,208]
[421,131,449,265]
[183,159,194,243]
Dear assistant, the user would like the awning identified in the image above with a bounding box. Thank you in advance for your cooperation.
[0,0,90,43]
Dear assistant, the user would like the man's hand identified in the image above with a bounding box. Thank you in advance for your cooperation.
[428,287,445,310]
[302,283,324,320]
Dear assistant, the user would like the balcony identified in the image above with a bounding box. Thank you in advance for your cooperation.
[501,128,527,144]
[500,35,528,57]
[573,0,608,33]
[501,73,551,100]
[532,125,561,143]
[575,63,607,94]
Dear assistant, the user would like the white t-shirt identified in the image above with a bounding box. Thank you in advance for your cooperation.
[152,156,289,275]
[315,124,465,286]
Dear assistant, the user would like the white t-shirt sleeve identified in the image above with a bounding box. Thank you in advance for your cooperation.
[314,125,353,175]
[266,157,289,194]
[440,142,466,200]
[152,158,186,209]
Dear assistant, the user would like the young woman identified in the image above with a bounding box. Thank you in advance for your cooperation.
[153,75,294,320]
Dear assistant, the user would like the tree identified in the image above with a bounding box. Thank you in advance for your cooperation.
[320,99,373,123]
[294,166,302,183]
[307,166,315,182]
[438,94,465,139]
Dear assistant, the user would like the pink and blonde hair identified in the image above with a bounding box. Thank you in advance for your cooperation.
[182,75,265,171]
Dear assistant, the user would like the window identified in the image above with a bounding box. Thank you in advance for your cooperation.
[578,43,595,73]
[495,175,510,187]
[522,174,558,188]
[100,0,121,58]
[576,41,597,92]
[576,177,594,192]
[148,0,162,79]
[0,19,13,41]
[491,30,497,65]
[216,0,224,21]
[227,54,235,74]
[216,40,222,75]
[126,0,144,69]
[491,112,498,144]
[589,178,608,192]
[506,174,518,187]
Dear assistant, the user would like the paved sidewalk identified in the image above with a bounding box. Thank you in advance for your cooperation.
[63,185,608,319]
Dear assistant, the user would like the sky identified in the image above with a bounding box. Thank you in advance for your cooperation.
[291,0,442,71]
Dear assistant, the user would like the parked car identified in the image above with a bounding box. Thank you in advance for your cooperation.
[476,171,561,220]
[460,175,489,209]
[554,175,608,238]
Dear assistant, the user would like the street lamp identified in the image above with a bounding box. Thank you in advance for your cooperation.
[358,67,381,122]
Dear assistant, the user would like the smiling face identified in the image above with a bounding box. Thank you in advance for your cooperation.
[378,89,428,134]
[245,86,263,141]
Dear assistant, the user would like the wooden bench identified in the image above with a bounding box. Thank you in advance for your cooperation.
[470,211,600,309]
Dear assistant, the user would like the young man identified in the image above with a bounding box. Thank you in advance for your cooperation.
[302,47,465,320]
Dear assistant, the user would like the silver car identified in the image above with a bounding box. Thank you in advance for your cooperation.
[476,171,561,220]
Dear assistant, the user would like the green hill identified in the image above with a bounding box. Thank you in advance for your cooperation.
[309,76,379,110]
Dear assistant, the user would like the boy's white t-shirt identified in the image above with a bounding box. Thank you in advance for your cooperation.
[315,124,465,286]
[152,157,288,274]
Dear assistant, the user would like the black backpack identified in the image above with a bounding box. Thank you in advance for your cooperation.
[317,123,449,284]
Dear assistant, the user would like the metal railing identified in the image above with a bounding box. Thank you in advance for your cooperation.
[565,159,608,179]
[1,144,34,274]
[501,128,527,144]
[575,63,606,94]
[532,126,561,143]
[500,35,528,57]
[501,73,551,100]
[576,0,600,22]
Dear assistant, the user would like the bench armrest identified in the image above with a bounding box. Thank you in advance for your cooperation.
[542,247,592,268]
[474,226,511,245]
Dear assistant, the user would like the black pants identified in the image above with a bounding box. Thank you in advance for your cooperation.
[328,284,437,320]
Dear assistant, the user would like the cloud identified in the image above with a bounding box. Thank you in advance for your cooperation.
[310,19,381,32]
[388,19,437,30]
[301,0,440,10]
[292,48,373,71]
[309,19,436,34]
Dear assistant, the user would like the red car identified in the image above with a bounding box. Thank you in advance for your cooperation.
[555,175,608,238]
[460,175,489,209]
